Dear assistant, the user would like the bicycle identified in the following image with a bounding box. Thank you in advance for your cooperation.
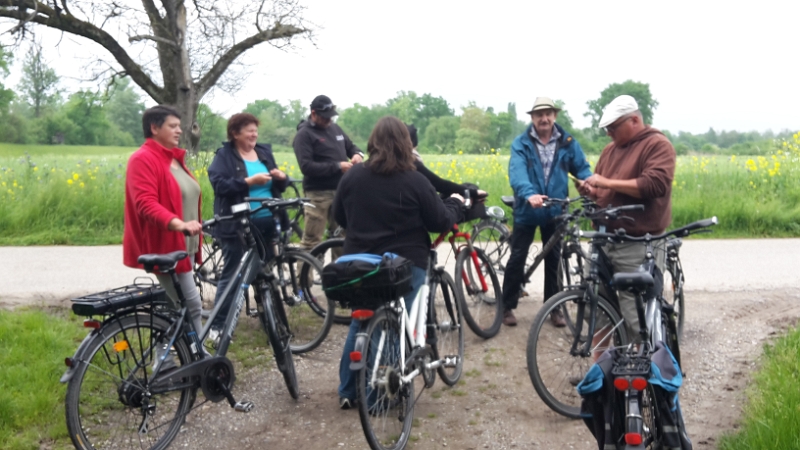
[61,198,318,450]
[525,204,716,420]
[662,237,685,341]
[308,235,355,325]
[339,247,464,450]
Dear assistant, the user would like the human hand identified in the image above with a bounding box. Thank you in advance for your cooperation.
[584,174,608,189]
[247,172,271,186]
[269,168,287,180]
[351,154,364,164]
[170,218,202,236]
[340,161,354,173]
[527,194,548,208]
[577,181,596,196]
[450,193,465,203]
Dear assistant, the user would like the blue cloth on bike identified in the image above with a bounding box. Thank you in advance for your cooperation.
[334,252,400,264]
[508,123,592,227]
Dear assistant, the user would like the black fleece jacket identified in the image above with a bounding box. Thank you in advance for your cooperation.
[208,142,288,238]
[293,119,363,192]
[333,164,464,269]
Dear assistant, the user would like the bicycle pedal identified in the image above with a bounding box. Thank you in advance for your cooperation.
[234,400,255,413]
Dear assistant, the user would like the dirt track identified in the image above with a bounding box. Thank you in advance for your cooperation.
[2,239,799,449]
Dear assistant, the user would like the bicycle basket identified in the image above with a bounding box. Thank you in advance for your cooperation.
[70,282,167,316]
[322,253,413,309]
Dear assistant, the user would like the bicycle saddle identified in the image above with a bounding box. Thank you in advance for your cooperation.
[138,251,189,273]
[501,195,515,207]
[613,271,654,292]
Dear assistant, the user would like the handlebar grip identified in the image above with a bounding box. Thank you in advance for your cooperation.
[617,204,645,212]
[696,216,718,228]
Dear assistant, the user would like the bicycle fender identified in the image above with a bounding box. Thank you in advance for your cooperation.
[349,331,369,371]
[60,330,100,383]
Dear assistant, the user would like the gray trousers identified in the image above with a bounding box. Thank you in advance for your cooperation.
[156,271,204,336]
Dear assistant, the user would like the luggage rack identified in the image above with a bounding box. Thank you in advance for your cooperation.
[610,349,652,378]
[70,278,169,317]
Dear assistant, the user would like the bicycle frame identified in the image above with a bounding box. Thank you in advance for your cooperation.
[433,224,489,295]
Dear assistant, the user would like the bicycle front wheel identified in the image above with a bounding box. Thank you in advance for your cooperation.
[526,288,628,419]
[307,238,352,325]
[429,271,464,386]
[454,248,503,339]
[357,309,414,450]
[65,314,196,450]
[261,287,299,399]
[662,259,685,341]
[195,236,222,308]
[470,219,511,274]
[280,250,334,354]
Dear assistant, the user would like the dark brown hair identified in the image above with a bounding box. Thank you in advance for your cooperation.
[142,105,180,138]
[227,113,260,141]
[366,116,416,175]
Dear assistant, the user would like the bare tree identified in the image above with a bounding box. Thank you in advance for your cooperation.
[0,0,311,151]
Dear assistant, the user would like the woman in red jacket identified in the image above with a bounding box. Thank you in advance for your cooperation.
[123,105,205,337]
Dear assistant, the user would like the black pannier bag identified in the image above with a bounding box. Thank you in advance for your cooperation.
[322,252,413,309]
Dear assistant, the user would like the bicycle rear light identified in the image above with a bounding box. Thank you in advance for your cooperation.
[631,377,648,391]
[351,310,374,321]
[613,378,630,391]
[625,432,643,446]
[350,351,362,362]
[83,319,101,329]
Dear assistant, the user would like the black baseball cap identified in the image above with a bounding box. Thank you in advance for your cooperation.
[310,95,338,119]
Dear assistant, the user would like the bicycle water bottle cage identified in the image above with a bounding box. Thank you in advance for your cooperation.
[612,272,654,293]
[138,251,188,274]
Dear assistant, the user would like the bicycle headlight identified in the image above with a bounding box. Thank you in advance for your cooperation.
[486,206,505,220]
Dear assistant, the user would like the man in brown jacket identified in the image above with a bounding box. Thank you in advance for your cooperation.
[580,94,676,340]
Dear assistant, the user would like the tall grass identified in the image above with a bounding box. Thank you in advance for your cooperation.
[0,309,85,449]
[718,324,800,450]
[2,134,799,245]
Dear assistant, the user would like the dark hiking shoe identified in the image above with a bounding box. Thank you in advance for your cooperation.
[502,309,517,327]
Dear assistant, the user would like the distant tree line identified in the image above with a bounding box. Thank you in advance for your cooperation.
[0,46,792,155]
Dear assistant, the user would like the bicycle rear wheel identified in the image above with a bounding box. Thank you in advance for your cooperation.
[65,314,196,450]
[429,271,464,386]
[278,250,334,354]
[662,259,685,341]
[308,238,352,325]
[285,181,305,241]
[357,309,414,450]
[195,237,222,308]
[526,288,628,419]
[470,219,511,274]
[454,248,503,339]
[261,287,299,399]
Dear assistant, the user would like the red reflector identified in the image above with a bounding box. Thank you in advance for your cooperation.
[625,432,643,445]
[631,377,648,391]
[350,351,362,362]
[65,357,73,367]
[613,378,629,391]
[83,319,101,329]
[351,310,374,321]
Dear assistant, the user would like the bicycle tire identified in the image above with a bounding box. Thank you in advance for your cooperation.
[285,182,305,241]
[429,271,464,386]
[65,314,196,450]
[261,287,299,399]
[195,237,223,308]
[356,309,414,450]
[307,238,352,325]
[454,248,503,339]
[278,250,334,354]
[663,259,685,341]
[470,219,511,274]
[526,288,629,419]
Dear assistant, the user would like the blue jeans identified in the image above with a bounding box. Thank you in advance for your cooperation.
[211,216,275,330]
[338,266,426,401]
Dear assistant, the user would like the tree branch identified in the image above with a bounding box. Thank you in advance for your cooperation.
[196,22,307,96]
[0,0,165,102]
[129,34,178,47]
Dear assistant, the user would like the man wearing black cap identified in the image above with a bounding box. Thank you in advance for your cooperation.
[503,97,592,327]
[293,95,364,251]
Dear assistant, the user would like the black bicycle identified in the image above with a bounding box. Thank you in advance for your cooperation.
[61,198,316,450]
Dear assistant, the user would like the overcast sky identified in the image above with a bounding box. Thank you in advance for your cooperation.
[5,0,798,134]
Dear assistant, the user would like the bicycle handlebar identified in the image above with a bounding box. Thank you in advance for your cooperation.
[202,197,311,231]
[580,216,718,242]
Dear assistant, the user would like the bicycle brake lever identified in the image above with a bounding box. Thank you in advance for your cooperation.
[618,215,635,223]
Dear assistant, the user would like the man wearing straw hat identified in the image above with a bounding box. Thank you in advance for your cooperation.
[503,97,592,327]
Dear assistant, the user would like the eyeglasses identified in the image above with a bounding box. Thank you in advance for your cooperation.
[314,103,335,112]
[604,116,632,134]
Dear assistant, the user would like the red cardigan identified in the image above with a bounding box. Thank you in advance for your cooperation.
[123,138,203,273]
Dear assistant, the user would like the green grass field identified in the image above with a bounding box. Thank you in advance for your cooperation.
[1,134,799,245]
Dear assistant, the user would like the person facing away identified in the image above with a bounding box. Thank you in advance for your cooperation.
[503,97,592,328]
[332,116,464,410]
[579,94,676,340]
[293,95,364,253]
[206,112,288,345]
[122,105,205,339]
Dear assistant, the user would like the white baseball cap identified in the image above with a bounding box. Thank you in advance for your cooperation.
[598,95,639,128]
